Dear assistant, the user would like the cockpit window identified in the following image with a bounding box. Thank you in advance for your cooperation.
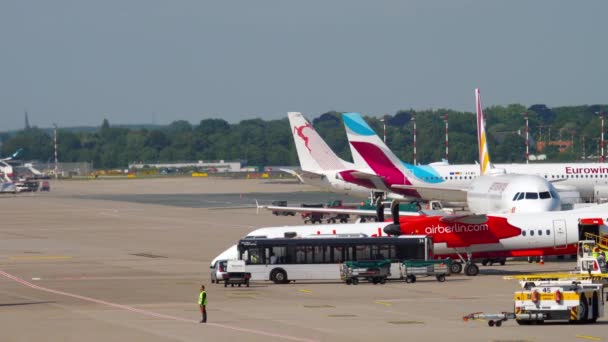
[539,191,551,199]
[512,192,520,201]
[525,192,539,199]
[517,192,525,201]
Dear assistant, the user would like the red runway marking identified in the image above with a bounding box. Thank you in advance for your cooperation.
[0,270,318,342]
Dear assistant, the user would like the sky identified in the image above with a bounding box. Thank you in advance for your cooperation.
[1,1,607,130]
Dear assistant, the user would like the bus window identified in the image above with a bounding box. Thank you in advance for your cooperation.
[313,246,325,264]
[332,246,344,263]
[371,245,390,260]
[356,245,371,261]
[248,248,265,264]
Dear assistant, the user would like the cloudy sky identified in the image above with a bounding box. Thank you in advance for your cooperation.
[1,1,606,130]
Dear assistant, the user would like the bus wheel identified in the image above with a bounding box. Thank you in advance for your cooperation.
[405,275,415,283]
[271,269,288,284]
[345,279,352,285]
[352,278,359,285]
[436,274,446,282]
[380,277,386,284]
[224,282,228,288]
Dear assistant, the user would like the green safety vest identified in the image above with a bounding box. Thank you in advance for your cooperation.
[199,291,208,306]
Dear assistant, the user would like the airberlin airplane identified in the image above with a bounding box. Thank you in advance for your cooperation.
[212,203,607,276]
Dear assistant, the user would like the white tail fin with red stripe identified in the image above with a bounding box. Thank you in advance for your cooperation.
[288,112,349,172]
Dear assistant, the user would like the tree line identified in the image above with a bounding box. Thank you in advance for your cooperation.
[0,104,606,169]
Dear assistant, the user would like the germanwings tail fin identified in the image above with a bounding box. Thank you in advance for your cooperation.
[287,112,348,172]
[475,88,493,175]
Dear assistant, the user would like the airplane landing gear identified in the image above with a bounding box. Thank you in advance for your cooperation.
[454,252,479,276]
[464,263,479,276]
[450,262,463,274]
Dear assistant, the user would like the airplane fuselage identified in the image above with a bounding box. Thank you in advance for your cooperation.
[211,205,608,266]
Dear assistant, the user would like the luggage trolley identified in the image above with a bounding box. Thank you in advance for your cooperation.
[401,259,451,283]
[341,260,391,285]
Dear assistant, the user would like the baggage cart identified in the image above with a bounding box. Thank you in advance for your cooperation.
[401,259,451,283]
[341,260,391,285]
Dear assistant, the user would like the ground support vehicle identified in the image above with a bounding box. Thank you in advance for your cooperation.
[271,201,295,216]
[301,204,325,224]
[222,260,251,287]
[400,259,451,283]
[301,200,357,224]
[210,260,228,284]
[340,260,391,285]
[464,273,608,327]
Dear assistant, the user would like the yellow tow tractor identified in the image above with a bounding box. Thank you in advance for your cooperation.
[463,240,608,327]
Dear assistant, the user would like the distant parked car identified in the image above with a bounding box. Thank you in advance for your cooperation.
[210,260,228,284]
[40,181,50,192]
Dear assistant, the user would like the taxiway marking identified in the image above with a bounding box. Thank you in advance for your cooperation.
[374,301,392,307]
[576,336,602,341]
[9,255,72,261]
[0,270,318,342]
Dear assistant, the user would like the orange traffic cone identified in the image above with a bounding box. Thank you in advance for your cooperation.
[539,256,544,265]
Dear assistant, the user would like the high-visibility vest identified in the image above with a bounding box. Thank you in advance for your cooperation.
[199,291,208,306]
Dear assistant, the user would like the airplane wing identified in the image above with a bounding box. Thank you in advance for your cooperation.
[259,203,422,217]
[391,184,468,202]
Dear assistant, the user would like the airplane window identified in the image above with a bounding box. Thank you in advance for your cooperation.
[525,192,539,200]
[517,192,525,201]
[522,231,526,236]
[538,230,542,236]
[546,229,550,235]
[530,230,535,236]
[539,192,551,199]
[512,193,520,201]
[544,175,547,178]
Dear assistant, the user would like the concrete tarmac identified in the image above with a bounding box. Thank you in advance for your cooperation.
[0,177,606,342]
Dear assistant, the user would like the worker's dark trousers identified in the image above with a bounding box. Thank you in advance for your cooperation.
[200,305,207,322]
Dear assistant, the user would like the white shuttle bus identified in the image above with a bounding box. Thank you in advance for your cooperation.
[236,235,432,284]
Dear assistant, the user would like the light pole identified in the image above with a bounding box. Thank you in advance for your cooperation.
[412,114,417,165]
[53,123,58,179]
[380,118,386,144]
[522,112,529,164]
[444,113,449,163]
[595,110,605,162]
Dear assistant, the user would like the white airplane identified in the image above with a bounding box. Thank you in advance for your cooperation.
[286,112,404,199]
[341,89,561,214]
[212,201,608,276]
[344,103,607,203]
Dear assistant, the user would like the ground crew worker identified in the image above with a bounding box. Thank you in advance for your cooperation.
[593,247,600,259]
[598,251,607,273]
[198,285,208,323]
